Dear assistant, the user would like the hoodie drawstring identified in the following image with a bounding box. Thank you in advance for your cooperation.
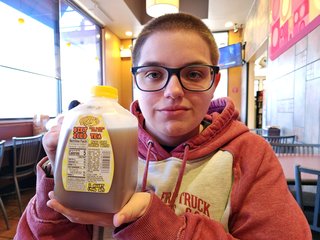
[169,143,190,209]
[141,140,153,192]
[141,141,190,210]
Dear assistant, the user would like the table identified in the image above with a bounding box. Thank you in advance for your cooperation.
[277,155,320,183]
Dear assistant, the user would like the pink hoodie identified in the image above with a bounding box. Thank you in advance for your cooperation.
[15,97,312,240]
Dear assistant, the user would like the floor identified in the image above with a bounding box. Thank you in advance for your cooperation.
[0,188,35,240]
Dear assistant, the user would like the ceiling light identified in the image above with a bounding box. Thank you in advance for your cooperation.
[146,0,179,18]
[120,47,132,58]
[224,21,233,28]
[18,18,25,24]
[125,31,133,37]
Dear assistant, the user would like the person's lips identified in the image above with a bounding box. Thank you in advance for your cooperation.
[158,105,190,116]
[159,105,189,111]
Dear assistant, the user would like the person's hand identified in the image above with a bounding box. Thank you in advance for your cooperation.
[47,191,151,227]
[113,192,151,227]
[42,115,64,165]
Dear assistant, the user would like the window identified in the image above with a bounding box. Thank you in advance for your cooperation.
[0,0,102,119]
[0,0,59,118]
[59,0,102,111]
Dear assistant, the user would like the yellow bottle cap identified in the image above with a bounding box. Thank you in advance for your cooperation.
[91,85,118,99]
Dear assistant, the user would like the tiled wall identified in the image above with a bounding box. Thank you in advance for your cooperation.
[265,25,320,144]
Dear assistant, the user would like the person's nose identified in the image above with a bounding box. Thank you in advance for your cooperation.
[163,74,184,99]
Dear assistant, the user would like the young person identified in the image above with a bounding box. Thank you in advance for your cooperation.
[15,13,311,239]
[68,100,81,110]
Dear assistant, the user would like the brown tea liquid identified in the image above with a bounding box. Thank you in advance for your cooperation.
[54,86,138,213]
[54,126,138,213]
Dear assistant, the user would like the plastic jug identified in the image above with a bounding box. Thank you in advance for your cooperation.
[54,86,138,213]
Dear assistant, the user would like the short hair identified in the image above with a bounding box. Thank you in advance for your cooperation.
[68,100,80,110]
[132,13,219,66]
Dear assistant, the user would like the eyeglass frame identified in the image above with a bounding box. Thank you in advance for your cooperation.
[131,64,220,92]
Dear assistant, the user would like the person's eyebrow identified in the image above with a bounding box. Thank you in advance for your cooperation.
[138,61,163,66]
[139,60,210,67]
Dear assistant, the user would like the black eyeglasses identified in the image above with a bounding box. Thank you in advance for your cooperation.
[131,64,219,92]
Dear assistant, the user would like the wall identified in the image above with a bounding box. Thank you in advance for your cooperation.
[266,25,320,143]
[103,28,121,94]
[242,0,269,128]
[103,28,133,110]
[120,39,134,110]
[243,0,269,62]
[228,29,243,113]
[244,0,320,143]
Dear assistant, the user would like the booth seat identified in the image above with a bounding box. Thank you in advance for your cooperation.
[0,121,34,141]
[0,115,50,141]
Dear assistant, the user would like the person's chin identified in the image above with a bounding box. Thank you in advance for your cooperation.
[162,121,189,134]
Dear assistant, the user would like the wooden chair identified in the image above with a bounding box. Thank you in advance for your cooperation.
[295,165,320,233]
[0,134,43,215]
[271,143,320,155]
[0,140,10,229]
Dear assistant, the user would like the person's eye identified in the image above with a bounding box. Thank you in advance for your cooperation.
[145,71,162,80]
[185,70,204,80]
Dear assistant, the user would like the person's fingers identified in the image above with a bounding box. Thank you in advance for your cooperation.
[48,190,55,199]
[47,191,113,227]
[46,192,151,227]
[113,213,126,227]
[113,192,151,227]
[42,124,61,162]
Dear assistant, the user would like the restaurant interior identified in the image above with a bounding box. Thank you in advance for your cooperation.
[0,0,320,239]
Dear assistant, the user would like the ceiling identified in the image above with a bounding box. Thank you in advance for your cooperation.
[73,0,254,39]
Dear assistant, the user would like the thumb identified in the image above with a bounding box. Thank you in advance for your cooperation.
[113,213,126,227]
[113,192,151,227]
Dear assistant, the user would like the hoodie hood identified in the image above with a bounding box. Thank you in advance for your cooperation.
[130,97,249,161]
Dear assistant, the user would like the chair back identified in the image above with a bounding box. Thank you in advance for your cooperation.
[263,135,296,144]
[0,140,5,168]
[0,140,10,229]
[12,134,43,176]
[271,143,320,155]
[295,165,320,232]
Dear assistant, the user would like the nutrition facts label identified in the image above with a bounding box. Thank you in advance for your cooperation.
[62,115,114,193]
